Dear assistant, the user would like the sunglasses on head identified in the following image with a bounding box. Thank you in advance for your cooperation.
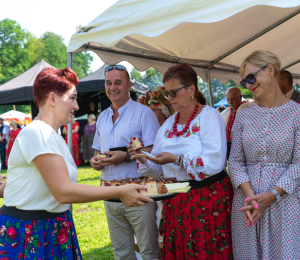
[240,65,268,89]
[163,85,190,98]
[104,65,128,75]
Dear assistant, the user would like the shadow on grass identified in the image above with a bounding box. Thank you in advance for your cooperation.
[77,164,93,169]
[81,244,114,260]
[79,176,100,182]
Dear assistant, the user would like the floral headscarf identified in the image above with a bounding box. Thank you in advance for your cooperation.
[138,86,175,118]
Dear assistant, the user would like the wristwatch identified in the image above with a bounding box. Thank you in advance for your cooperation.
[271,189,281,202]
[124,151,131,162]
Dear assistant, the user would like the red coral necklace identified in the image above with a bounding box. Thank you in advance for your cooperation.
[172,104,199,137]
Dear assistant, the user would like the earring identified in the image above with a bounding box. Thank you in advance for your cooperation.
[191,96,194,100]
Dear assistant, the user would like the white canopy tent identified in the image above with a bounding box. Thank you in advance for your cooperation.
[67,0,300,106]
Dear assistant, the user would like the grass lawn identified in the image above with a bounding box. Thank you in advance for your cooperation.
[0,165,114,260]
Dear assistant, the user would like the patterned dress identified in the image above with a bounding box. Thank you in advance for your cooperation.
[5,128,21,165]
[229,101,300,259]
[64,122,82,166]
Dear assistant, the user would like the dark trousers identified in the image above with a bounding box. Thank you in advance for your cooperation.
[0,143,6,170]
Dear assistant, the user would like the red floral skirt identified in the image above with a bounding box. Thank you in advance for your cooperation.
[161,175,234,260]
[0,210,82,259]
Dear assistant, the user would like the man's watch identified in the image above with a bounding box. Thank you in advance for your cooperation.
[271,189,281,202]
[124,151,131,162]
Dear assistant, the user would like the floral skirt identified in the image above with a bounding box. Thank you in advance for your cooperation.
[0,210,82,259]
[161,175,234,260]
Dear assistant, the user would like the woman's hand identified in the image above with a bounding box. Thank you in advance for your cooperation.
[147,152,177,165]
[241,200,257,227]
[119,184,154,207]
[247,192,275,223]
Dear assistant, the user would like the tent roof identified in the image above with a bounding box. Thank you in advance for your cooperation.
[0,60,55,105]
[0,110,32,121]
[77,63,149,94]
[67,0,300,85]
[213,96,229,108]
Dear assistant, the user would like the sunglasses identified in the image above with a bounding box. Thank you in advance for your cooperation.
[163,85,190,98]
[240,65,268,88]
[105,65,128,75]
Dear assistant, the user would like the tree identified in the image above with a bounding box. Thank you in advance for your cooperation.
[40,32,93,79]
[0,19,93,115]
[130,68,143,82]
[130,67,163,90]
[0,105,31,115]
[198,78,253,106]
[143,68,163,89]
[0,19,37,85]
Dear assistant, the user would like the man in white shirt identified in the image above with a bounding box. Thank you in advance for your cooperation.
[90,65,161,260]
[0,118,7,170]
[278,70,300,103]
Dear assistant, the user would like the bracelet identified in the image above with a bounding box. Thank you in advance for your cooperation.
[174,155,180,165]
[179,154,184,167]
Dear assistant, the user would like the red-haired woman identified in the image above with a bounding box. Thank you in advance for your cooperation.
[5,121,21,166]
[129,64,233,259]
[63,116,82,166]
[0,67,152,259]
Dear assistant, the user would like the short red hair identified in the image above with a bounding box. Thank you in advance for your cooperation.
[33,67,79,107]
[163,64,206,105]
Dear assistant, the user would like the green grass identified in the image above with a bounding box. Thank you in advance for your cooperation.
[0,165,114,260]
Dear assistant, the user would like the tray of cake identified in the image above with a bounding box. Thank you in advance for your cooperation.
[103,176,191,202]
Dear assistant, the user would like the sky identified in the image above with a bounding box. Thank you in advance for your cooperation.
[0,0,134,73]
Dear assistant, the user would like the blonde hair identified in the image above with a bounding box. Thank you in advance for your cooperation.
[10,121,17,126]
[239,50,281,78]
[88,114,96,121]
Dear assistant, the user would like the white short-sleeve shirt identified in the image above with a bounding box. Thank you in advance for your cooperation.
[4,120,78,213]
[92,98,160,181]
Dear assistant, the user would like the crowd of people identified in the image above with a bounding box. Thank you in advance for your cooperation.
[0,50,299,259]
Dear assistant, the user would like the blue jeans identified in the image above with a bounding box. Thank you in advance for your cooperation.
[0,142,6,169]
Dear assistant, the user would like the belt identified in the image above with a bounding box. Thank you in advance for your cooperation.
[0,206,67,220]
[181,170,227,190]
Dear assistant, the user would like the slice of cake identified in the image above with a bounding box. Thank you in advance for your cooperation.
[101,180,112,186]
[164,177,179,184]
[130,137,144,150]
[97,153,108,163]
[157,181,168,194]
[143,177,158,196]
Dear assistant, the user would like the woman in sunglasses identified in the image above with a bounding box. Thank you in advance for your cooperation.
[229,50,300,259]
[129,64,234,259]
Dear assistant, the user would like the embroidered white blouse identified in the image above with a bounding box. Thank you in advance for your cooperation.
[138,106,227,181]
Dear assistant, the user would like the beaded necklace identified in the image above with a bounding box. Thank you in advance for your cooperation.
[172,104,199,137]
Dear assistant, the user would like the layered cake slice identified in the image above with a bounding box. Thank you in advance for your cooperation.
[143,177,159,196]
[130,137,144,150]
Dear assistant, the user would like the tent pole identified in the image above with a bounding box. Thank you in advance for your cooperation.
[206,68,213,107]
[67,53,73,153]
